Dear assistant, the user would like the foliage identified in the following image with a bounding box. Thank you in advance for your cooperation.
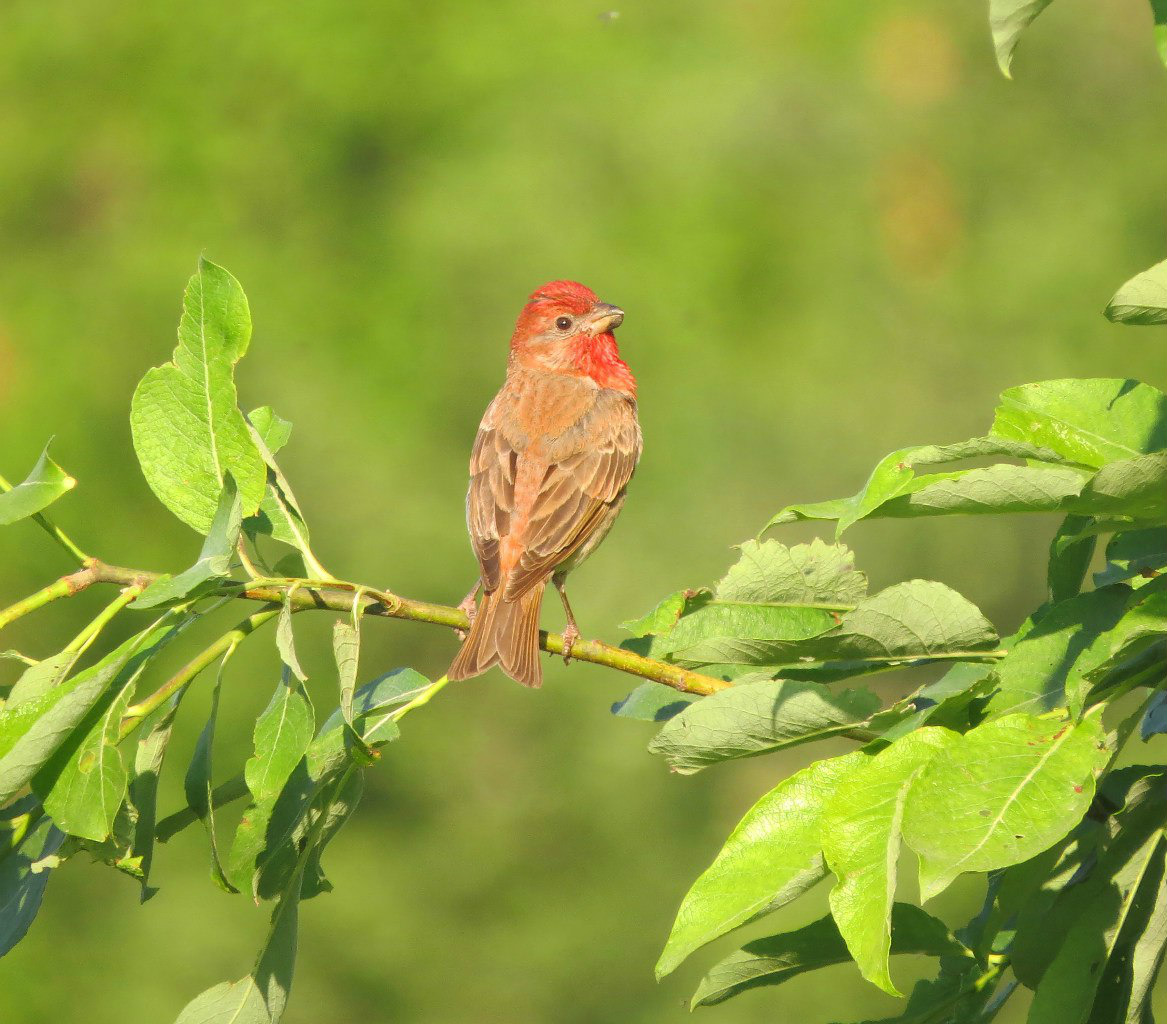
[1,5,1166,1023]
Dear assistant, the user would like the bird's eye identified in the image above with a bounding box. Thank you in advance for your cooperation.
[555,316,573,331]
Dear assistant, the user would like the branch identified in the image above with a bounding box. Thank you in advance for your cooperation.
[0,563,102,631]
[84,560,732,697]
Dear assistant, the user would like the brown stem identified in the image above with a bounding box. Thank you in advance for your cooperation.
[89,560,732,696]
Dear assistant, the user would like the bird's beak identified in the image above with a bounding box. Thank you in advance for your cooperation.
[586,303,625,335]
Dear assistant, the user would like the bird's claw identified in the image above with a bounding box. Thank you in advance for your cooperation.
[561,623,580,664]
[455,592,478,641]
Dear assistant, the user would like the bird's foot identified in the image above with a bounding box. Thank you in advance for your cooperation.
[455,592,479,641]
[561,623,581,664]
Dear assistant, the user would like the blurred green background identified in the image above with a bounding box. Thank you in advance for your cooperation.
[1,0,1164,1021]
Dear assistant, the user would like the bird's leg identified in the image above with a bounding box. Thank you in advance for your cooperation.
[455,580,482,640]
[552,573,581,663]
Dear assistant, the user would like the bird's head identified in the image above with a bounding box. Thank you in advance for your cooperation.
[509,281,634,394]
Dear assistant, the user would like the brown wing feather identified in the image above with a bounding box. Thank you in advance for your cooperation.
[502,399,640,600]
[466,401,515,592]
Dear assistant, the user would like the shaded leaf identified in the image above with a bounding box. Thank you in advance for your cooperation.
[822,728,958,995]
[691,904,968,1008]
[1095,528,1167,588]
[715,539,866,605]
[0,813,64,958]
[135,476,242,609]
[1141,692,1167,741]
[902,712,1109,901]
[648,680,879,775]
[185,651,239,892]
[610,682,699,722]
[130,256,266,534]
[0,442,76,526]
[128,689,186,901]
[244,407,315,556]
[276,598,306,682]
[656,751,868,977]
[1048,515,1097,604]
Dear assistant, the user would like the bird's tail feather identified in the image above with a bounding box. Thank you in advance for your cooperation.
[448,583,545,688]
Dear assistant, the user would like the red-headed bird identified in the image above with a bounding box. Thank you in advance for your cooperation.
[448,281,642,688]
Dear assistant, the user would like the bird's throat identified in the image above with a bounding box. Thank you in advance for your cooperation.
[571,333,636,395]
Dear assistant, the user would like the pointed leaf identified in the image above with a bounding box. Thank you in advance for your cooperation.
[989,0,1055,77]
[1107,257,1167,325]
[275,598,306,682]
[128,689,186,900]
[691,904,968,1008]
[130,257,266,534]
[648,680,879,774]
[823,728,959,995]
[902,712,1110,901]
[656,751,868,977]
[0,442,76,525]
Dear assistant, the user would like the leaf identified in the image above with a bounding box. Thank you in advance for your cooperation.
[1154,0,1167,69]
[184,651,239,892]
[822,728,959,995]
[6,650,82,706]
[648,680,880,774]
[0,625,173,804]
[985,586,1134,717]
[276,598,306,682]
[656,751,868,977]
[1107,257,1167,325]
[610,682,700,722]
[799,580,998,663]
[1077,452,1167,523]
[690,904,968,1008]
[37,677,137,842]
[174,832,308,1024]
[244,407,315,556]
[1028,823,1167,1024]
[0,442,76,526]
[1048,515,1097,604]
[765,436,1070,534]
[0,812,64,958]
[130,256,267,534]
[299,768,364,900]
[135,476,243,609]
[714,539,867,605]
[902,712,1110,901]
[1095,528,1167,588]
[990,379,1167,469]
[228,667,315,895]
[620,590,697,637]
[128,690,186,901]
[332,608,370,757]
[989,0,1055,77]
[1141,692,1167,740]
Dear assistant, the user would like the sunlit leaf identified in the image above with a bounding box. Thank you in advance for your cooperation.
[989,0,1055,77]
[130,257,266,534]
[1107,257,1167,325]
[714,539,866,605]
[0,442,76,526]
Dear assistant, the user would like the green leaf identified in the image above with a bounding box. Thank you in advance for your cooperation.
[135,476,242,609]
[765,436,1069,534]
[1107,257,1167,325]
[1095,528,1167,588]
[902,712,1110,901]
[1141,692,1167,740]
[822,728,958,995]
[985,586,1134,717]
[130,256,267,534]
[1077,452,1167,523]
[990,379,1167,469]
[656,751,868,977]
[6,650,82,707]
[1028,810,1167,1024]
[275,598,306,682]
[648,680,879,774]
[691,904,968,1008]
[620,590,697,637]
[184,651,239,893]
[227,667,315,896]
[800,580,998,663]
[332,608,371,758]
[0,625,173,804]
[0,442,76,526]
[1048,515,1097,604]
[714,539,867,604]
[244,407,315,557]
[128,690,186,901]
[0,811,64,958]
[1154,0,1167,69]
[299,768,364,900]
[989,0,1055,77]
[610,682,699,722]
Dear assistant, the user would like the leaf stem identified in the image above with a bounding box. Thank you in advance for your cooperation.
[63,585,143,655]
[0,471,90,564]
[390,674,451,722]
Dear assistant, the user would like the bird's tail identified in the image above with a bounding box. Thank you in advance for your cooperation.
[448,582,545,688]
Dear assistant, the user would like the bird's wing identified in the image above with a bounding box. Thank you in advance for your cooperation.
[501,395,641,601]
[466,401,515,593]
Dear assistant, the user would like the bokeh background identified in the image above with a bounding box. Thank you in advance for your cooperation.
[1,0,1164,1021]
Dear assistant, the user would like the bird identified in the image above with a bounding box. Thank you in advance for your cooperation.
[448,280,642,688]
